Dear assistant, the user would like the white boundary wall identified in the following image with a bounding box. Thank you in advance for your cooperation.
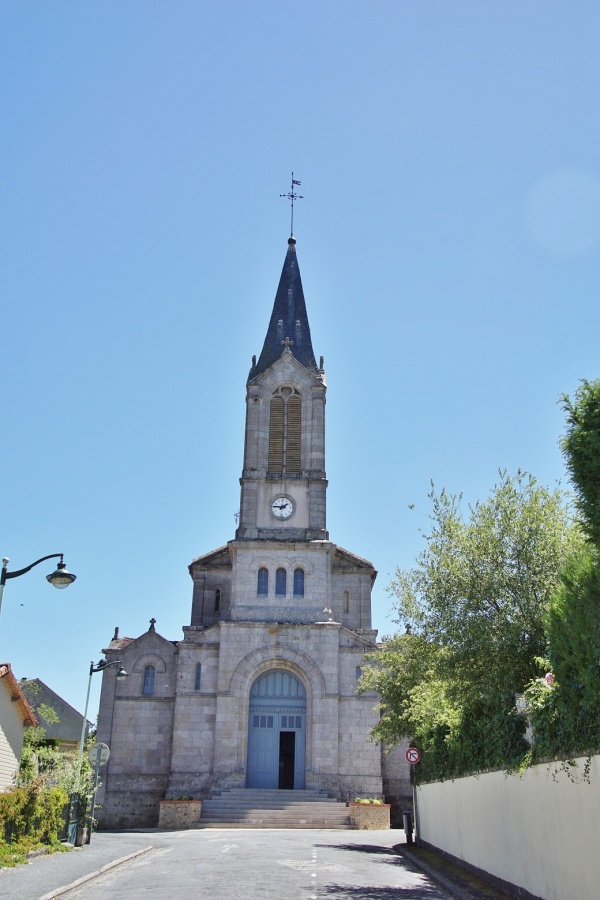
[417,755,600,900]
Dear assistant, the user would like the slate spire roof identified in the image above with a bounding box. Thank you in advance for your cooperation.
[250,237,318,380]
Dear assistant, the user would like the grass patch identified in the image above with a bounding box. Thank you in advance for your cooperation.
[0,838,69,869]
[403,845,512,899]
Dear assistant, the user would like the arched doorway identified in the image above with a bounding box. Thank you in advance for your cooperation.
[247,669,306,789]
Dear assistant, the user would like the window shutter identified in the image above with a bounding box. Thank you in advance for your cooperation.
[268,396,285,473]
[286,395,302,474]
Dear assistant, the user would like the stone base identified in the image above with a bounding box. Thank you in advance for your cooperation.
[158,800,202,830]
[348,803,390,830]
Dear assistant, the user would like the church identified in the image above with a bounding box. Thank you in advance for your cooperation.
[96,235,408,828]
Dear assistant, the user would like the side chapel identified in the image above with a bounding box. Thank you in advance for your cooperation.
[96,236,408,828]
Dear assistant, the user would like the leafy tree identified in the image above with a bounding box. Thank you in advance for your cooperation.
[391,470,579,692]
[359,633,441,747]
[360,470,580,780]
[526,380,600,759]
[561,380,600,545]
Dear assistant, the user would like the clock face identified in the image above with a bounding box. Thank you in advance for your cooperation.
[271,496,294,519]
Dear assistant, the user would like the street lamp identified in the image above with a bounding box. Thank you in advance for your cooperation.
[70,658,128,845]
[76,659,128,780]
[0,554,77,621]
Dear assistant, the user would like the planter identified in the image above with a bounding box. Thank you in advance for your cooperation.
[75,825,88,846]
[158,800,202,830]
[348,803,391,830]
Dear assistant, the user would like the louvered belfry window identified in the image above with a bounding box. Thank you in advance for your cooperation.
[268,387,301,474]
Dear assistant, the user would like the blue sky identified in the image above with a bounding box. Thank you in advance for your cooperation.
[1,1,599,721]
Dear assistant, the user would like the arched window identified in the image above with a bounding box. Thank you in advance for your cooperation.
[268,387,301,475]
[195,663,202,691]
[275,568,287,596]
[343,591,349,614]
[143,665,155,696]
[214,588,221,611]
[293,568,304,597]
[257,567,268,596]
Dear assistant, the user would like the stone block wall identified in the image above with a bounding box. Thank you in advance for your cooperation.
[381,739,412,827]
[158,800,201,829]
[349,803,391,830]
[98,774,169,829]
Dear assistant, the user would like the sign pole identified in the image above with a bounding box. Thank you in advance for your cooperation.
[86,743,110,845]
[411,763,421,846]
[405,747,421,846]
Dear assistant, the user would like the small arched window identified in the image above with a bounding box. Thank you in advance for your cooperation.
[214,588,221,612]
[257,568,269,596]
[275,568,287,596]
[293,568,304,597]
[195,663,202,691]
[143,665,155,696]
[343,591,349,614]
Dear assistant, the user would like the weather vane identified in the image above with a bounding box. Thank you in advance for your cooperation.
[280,172,303,237]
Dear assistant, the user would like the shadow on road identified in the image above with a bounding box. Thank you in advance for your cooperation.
[318,884,445,898]
[315,843,397,856]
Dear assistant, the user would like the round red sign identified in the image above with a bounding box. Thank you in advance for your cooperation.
[405,747,421,764]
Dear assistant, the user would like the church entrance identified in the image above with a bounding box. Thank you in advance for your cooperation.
[247,670,306,790]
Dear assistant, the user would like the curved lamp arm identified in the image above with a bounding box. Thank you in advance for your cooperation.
[0,554,77,625]
[75,659,128,787]
[1,553,65,585]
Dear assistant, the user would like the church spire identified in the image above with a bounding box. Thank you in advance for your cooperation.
[250,237,318,380]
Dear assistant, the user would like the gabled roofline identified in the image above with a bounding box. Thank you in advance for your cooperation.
[22,677,88,724]
[334,545,378,582]
[103,623,178,654]
[0,663,37,727]
[247,346,325,388]
[188,544,232,575]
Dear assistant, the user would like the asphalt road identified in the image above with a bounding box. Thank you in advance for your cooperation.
[0,830,453,900]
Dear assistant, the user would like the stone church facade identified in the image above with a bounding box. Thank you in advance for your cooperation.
[96,237,409,829]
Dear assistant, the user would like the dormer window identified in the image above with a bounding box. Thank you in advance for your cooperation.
[268,387,301,475]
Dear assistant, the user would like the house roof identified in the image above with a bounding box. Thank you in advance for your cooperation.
[20,678,90,739]
[0,663,37,728]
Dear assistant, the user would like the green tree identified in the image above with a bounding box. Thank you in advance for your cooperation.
[392,470,578,691]
[361,470,580,780]
[526,380,600,758]
[561,379,600,545]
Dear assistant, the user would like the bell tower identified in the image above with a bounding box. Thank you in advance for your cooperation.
[236,236,328,542]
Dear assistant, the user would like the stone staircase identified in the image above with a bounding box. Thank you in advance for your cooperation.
[197,788,355,829]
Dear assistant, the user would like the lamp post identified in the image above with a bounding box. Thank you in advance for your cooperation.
[71,658,127,844]
[76,659,128,778]
[0,554,77,622]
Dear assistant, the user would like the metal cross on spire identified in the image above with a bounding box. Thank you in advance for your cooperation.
[280,172,303,237]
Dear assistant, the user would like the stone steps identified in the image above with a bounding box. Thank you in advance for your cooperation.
[196,788,355,830]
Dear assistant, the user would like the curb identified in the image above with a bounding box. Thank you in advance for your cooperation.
[38,845,154,899]
[394,844,476,900]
